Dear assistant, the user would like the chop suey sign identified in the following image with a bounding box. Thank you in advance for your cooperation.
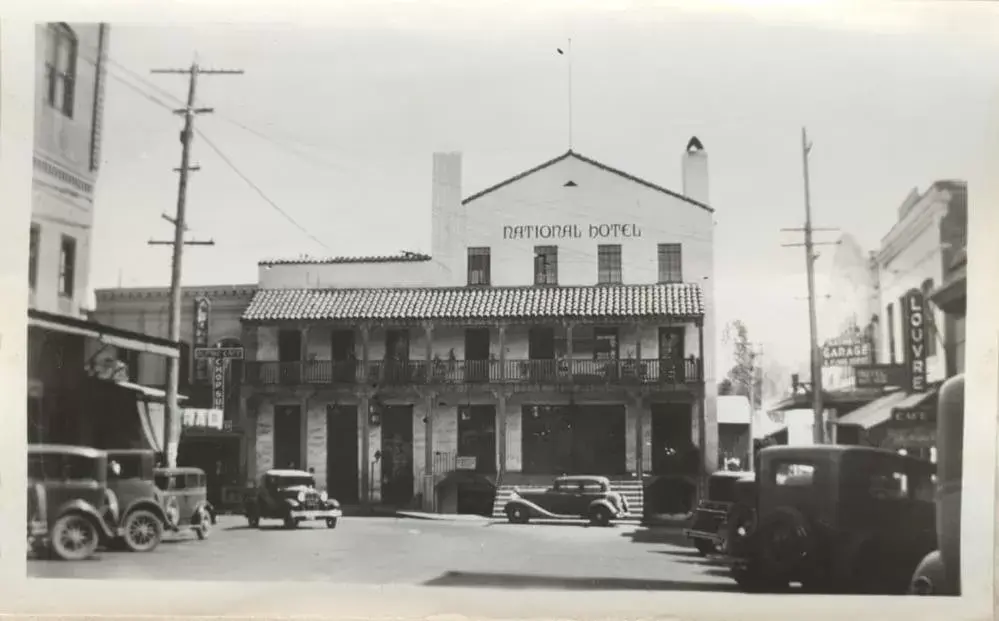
[902,288,928,392]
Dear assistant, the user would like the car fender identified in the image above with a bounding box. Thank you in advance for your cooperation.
[55,499,116,539]
[504,497,558,519]
[122,499,169,525]
[587,498,619,515]
[909,550,951,595]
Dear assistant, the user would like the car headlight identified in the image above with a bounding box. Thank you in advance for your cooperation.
[297,491,306,503]
[320,491,328,502]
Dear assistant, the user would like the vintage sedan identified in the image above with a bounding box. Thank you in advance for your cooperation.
[726,445,936,594]
[684,470,753,555]
[504,475,631,526]
[244,469,343,529]
[104,449,172,552]
[154,467,216,540]
[27,444,118,561]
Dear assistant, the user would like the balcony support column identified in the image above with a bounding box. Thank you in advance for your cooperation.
[565,322,574,381]
[495,389,508,476]
[498,324,507,381]
[697,319,705,382]
[696,317,707,503]
[360,325,371,507]
[424,323,434,383]
[423,323,435,492]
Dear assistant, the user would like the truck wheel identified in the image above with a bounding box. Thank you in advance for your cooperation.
[589,505,612,527]
[506,506,529,524]
[196,508,212,540]
[284,515,298,529]
[122,509,163,553]
[51,513,100,561]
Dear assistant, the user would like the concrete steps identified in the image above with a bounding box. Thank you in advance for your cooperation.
[491,479,644,522]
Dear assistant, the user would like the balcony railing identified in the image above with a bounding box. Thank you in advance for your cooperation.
[244,357,702,388]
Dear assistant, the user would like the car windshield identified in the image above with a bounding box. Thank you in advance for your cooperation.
[269,476,313,489]
[108,455,147,480]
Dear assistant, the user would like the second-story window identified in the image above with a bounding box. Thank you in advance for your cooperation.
[58,235,76,299]
[534,245,558,285]
[467,247,491,286]
[45,23,78,118]
[597,244,622,284]
[29,224,40,290]
[658,243,683,283]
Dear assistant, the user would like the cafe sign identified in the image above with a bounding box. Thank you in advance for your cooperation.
[890,407,935,427]
[901,288,928,392]
[503,223,643,241]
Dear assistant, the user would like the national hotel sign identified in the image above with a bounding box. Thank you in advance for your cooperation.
[503,223,644,240]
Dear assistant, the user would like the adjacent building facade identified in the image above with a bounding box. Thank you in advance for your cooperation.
[27,23,184,450]
[240,141,718,516]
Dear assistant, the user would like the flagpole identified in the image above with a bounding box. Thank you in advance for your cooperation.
[567,37,573,150]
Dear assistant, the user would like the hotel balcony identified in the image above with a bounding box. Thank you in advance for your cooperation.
[242,357,702,390]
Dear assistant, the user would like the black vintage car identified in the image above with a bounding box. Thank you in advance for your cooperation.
[103,449,174,552]
[725,445,936,594]
[503,475,630,526]
[27,444,118,561]
[244,469,343,529]
[684,470,753,555]
[909,373,963,596]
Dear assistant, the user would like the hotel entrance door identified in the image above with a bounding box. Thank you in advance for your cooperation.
[521,404,626,475]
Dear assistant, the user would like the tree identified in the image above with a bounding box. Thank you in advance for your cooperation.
[721,319,764,410]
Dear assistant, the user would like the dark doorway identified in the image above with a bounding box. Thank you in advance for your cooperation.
[380,405,414,506]
[326,404,359,503]
[658,327,686,382]
[178,435,241,510]
[274,404,302,469]
[464,329,491,383]
[528,327,556,382]
[330,330,357,383]
[457,405,496,473]
[521,404,626,475]
[651,403,695,475]
[384,330,411,384]
[278,329,302,384]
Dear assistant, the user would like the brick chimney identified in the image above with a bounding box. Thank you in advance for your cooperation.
[682,136,709,207]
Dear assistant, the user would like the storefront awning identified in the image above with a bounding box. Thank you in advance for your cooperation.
[28,308,181,358]
[834,390,909,429]
[892,389,938,414]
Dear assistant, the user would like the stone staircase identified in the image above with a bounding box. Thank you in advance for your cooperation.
[491,478,645,522]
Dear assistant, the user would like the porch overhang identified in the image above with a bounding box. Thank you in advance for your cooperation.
[930,270,966,315]
[767,386,888,414]
[28,308,181,358]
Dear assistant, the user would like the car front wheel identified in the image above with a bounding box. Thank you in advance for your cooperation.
[51,513,100,561]
[694,538,716,556]
[326,518,339,529]
[122,509,163,553]
[589,505,612,527]
[196,508,212,540]
[284,515,298,529]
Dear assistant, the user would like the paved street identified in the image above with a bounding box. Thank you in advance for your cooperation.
[28,515,738,591]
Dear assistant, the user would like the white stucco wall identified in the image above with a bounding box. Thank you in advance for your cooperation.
[31,23,109,317]
[258,260,439,289]
[875,189,949,384]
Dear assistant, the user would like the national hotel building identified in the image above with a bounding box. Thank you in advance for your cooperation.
[239,141,718,516]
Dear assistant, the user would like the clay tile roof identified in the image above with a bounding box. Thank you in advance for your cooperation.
[259,253,431,266]
[241,283,703,323]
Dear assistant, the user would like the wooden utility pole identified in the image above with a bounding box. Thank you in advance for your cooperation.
[149,61,243,467]
[781,128,839,445]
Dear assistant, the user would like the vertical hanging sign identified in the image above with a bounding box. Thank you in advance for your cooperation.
[213,359,226,410]
[901,288,927,392]
[193,297,211,383]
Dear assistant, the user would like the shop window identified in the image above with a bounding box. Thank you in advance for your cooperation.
[45,23,78,118]
[534,246,558,285]
[467,247,491,286]
[658,243,683,283]
[597,244,622,284]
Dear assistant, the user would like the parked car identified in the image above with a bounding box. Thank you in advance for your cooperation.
[909,374,963,596]
[503,475,630,526]
[154,466,216,540]
[684,470,753,555]
[27,444,118,561]
[104,449,172,552]
[244,469,343,529]
[725,444,936,594]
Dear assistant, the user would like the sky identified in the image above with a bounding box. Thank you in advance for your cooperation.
[81,2,999,382]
